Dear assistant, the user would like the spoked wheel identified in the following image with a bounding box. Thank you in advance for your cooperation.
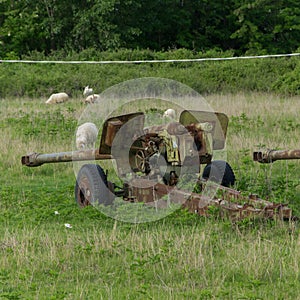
[134,149,150,173]
[75,164,110,207]
[135,150,146,172]
[202,160,235,187]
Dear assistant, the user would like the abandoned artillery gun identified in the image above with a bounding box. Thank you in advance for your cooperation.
[22,110,292,221]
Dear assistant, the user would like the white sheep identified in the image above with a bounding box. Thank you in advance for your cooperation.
[163,108,176,120]
[45,92,69,104]
[76,122,98,149]
[83,86,93,97]
[83,94,100,104]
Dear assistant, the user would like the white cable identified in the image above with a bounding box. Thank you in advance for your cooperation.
[0,52,299,64]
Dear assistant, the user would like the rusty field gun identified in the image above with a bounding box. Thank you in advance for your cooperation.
[21,110,293,221]
[253,149,300,163]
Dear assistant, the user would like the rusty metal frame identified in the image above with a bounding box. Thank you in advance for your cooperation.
[123,178,292,221]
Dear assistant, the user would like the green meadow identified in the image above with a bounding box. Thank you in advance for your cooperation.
[0,53,300,299]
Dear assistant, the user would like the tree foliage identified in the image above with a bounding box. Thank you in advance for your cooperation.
[232,0,300,54]
[0,0,299,57]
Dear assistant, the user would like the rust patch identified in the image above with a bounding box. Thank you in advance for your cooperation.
[124,178,293,221]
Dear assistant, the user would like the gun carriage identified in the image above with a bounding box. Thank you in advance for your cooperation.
[22,110,293,221]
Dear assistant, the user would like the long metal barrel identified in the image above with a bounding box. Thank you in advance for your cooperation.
[253,149,300,163]
[21,149,112,167]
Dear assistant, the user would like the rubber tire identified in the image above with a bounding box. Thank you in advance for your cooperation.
[75,164,110,207]
[202,160,235,187]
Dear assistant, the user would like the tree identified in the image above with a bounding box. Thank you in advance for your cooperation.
[70,0,142,51]
[0,0,76,56]
[232,0,300,54]
[0,0,45,56]
[0,0,299,56]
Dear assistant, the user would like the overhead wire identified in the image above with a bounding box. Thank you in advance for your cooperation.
[0,52,299,64]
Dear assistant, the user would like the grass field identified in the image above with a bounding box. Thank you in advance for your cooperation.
[0,93,299,299]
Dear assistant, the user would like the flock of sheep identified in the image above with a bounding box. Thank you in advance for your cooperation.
[45,86,176,150]
[45,86,100,150]
[45,85,99,105]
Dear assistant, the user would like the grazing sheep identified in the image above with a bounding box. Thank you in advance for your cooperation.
[163,108,176,120]
[83,94,100,104]
[45,92,69,104]
[76,122,98,149]
[83,86,93,97]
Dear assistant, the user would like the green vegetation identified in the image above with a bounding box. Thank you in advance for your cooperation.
[1,1,300,297]
[0,49,300,99]
[1,0,300,56]
[0,91,299,299]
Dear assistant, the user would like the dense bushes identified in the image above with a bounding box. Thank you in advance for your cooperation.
[0,49,299,98]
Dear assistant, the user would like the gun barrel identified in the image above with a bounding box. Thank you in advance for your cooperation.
[21,150,112,167]
[253,149,300,163]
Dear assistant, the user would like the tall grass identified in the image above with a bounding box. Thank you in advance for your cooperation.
[1,220,300,299]
[0,93,299,299]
